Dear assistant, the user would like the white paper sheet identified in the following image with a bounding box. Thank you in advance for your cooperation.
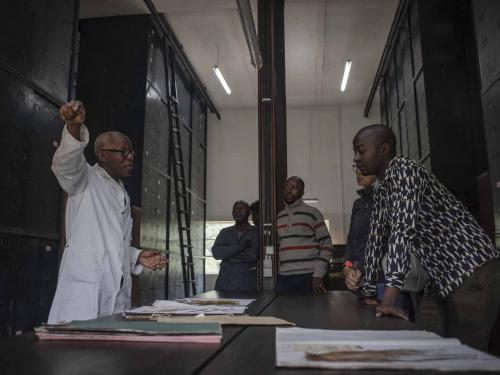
[276,328,500,371]
[126,298,255,316]
[176,298,255,307]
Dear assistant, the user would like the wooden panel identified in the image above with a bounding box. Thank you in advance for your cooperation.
[175,65,192,129]
[0,0,77,102]
[400,15,415,102]
[389,107,402,156]
[473,0,500,92]
[146,33,168,100]
[144,84,170,173]
[409,0,422,73]
[379,83,388,125]
[398,104,409,156]
[481,80,500,245]
[414,71,429,158]
[0,70,62,234]
[395,34,406,105]
[386,57,399,126]
[405,87,420,159]
[192,93,207,146]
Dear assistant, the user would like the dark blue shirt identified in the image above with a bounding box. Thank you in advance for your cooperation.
[212,225,259,291]
[345,187,374,273]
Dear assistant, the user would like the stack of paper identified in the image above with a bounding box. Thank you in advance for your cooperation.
[276,328,500,371]
[35,319,222,344]
[125,298,255,317]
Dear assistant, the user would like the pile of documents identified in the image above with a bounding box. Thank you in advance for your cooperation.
[35,318,222,344]
[125,298,255,317]
[276,328,500,371]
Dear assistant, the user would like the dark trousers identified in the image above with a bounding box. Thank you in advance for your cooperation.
[215,267,257,292]
[416,258,500,353]
[276,273,313,292]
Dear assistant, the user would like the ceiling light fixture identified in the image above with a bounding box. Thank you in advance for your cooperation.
[340,60,352,92]
[213,65,231,95]
[213,45,231,95]
[303,198,319,204]
[236,0,263,69]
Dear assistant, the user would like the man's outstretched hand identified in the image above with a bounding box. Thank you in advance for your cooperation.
[138,250,168,271]
[376,304,409,320]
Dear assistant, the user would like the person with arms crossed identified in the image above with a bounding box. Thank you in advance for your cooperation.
[212,200,259,291]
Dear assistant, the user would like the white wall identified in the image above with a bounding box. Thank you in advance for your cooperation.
[206,103,380,243]
[206,108,259,220]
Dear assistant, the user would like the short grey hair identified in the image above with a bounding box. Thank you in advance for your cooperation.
[94,131,131,156]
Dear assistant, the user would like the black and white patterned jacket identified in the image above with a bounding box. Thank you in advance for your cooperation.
[361,156,499,298]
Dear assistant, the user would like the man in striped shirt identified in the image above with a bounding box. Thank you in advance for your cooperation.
[276,176,334,293]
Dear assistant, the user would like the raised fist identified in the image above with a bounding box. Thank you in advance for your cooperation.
[59,100,86,126]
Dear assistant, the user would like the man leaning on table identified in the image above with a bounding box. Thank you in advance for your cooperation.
[353,123,500,352]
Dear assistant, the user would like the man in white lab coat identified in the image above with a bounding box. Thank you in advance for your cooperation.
[48,101,167,324]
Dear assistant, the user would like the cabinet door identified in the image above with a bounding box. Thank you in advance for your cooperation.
[0,70,62,234]
[481,80,500,245]
[414,71,430,159]
[0,0,76,102]
[405,88,420,160]
[473,0,500,93]
[409,0,422,74]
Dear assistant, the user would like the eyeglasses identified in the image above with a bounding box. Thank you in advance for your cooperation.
[101,149,136,158]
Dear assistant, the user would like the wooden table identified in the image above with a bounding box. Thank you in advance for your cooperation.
[0,291,493,374]
[0,291,276,375]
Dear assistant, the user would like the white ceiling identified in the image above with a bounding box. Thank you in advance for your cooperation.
[80,0,397,110]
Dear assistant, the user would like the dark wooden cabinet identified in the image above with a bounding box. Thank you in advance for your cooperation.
[379,0,487,214]
[473,0,500,246]
[0,0,78,335]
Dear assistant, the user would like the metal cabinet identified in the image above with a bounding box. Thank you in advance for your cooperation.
[378,0,487,215]
[78,15,209,301]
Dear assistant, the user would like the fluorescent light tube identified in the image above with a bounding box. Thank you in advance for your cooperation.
[213,65,231,95]
[303,198,319,204]
[340,60,352,92]
[236,0,263,69]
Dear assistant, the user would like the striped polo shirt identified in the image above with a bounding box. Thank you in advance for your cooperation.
[277,199,334,277]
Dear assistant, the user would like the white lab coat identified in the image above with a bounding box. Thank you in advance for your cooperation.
[48,124,142,324]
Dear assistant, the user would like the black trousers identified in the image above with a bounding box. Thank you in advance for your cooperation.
[416,258,500,353]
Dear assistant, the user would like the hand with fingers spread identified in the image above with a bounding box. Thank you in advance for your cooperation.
[363,297,379,306]
[374,286,408,320]
[138,250,169,271]
[312,277,327,294]
[376,304,409,320]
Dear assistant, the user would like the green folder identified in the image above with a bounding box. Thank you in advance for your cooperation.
[37,318,221,336]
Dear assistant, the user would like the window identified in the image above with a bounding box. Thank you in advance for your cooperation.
[205,221,233,275]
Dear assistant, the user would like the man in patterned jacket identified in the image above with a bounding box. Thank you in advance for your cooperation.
[353,123,500,352]
[276,176,334,294]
